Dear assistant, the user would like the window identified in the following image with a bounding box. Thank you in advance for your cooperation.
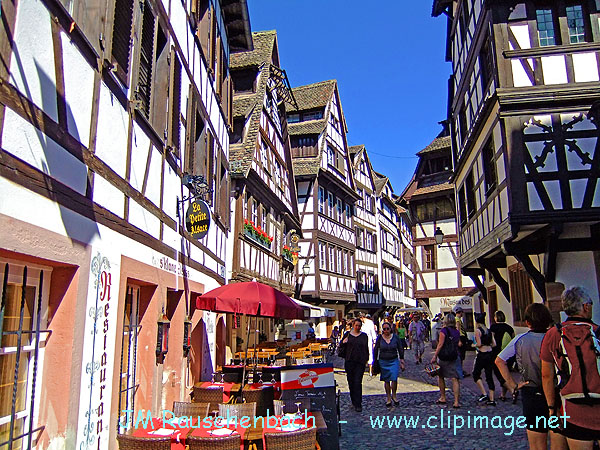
[365,233,372,251]
[482,138,497,195]
[318,187,325,214]
[303,110,323,121]
[287,113,300,123]
[136,1,158,118]
[479,38,494,89]
[536,8,556,46]
[356,227,364,248]
[327,145,336,166]
[336,249,342,274]
[343,250,348,275]
[329,114,340,131]
[465,171,476,218]
[118,285,140,434]
[509,264,533,326]
[260,140,269,169]
[110,0,135,85]
[336,199,343,222]
[424,156,451,175]
[459,106,468,143]
[185,91,214,204]
[423,245,436,270]
[566,5,586,43]
[357,270,365,291]
[414,198,454,222]
[0,263,49,449]
[328,192,335,217]
[251,199,258,225]
[458,186,467,226]
[345,204,352,226]
[328,246,335,272]
[231,68,257,93]
[261,207,268,235]
[274,159,282,188]
[319,242,327,270]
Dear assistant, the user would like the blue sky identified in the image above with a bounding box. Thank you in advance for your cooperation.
[248,0,452,194]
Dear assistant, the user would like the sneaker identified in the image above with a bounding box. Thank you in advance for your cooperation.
[486,400,497,406]
[478,395,489,403]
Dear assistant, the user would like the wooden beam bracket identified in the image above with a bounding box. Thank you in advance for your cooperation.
[514,254,547,302]
[477,258,511,303]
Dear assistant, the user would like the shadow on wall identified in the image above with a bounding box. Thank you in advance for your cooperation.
[190,316,215,383]
[5,32,100,246]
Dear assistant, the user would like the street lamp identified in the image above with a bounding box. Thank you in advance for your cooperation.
[434,227,444,246]
[302,260,310,276]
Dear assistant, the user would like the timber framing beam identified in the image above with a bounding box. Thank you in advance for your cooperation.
[514,254,547,302]
[544,224,563,283]
[463,268,487,303]
[477,258,511,303]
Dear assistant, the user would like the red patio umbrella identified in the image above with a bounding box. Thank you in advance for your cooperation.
[196,281,305,319]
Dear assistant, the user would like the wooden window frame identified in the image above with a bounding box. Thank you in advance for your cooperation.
[509,263,534,326]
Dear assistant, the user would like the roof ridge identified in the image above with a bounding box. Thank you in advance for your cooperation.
[291,79,337,91]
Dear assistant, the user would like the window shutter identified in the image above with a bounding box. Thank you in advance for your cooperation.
[137,1,156,119]
[168,48,182,157]
[111,0,135,86]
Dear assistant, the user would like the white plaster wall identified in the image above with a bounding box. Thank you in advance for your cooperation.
[573,53,599,83]
[93,174,125,218]
[145,146,163,207]
[163,163,181,221]
[9,0,58,122]
[128,198,160,239]
[61,32,94,147]
[437,247,456,270]
[421,272,435,289]
[512,59,534,87]
[437,218,456,236]
[95,83,129,179]
[2,109,88,196]
[556,251,599,323]
[541,56,568,85]
[438,270,458,289]
[129,122,152,193]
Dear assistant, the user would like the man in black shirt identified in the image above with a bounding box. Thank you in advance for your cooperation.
[490,310,514,400]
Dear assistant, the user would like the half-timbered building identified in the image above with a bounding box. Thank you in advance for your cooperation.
[373,172,416,311]
[400,133,475,324]
[349,145,381,313]
[228,30,301,354]
[0,0,251,447]
[433,0,600,327]
[289,80,360,336]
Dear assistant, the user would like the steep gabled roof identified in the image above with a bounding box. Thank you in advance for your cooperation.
[416,135,451,155]
[292,157,321,177]
[349,145,365,159]
[286,80,336,112]
[230,31,278,178]
[230,30,276,69]
[288,119,327,136]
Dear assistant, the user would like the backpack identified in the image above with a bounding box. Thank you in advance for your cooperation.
[553,321,600,405]
[337,332,350,359]
[438,328,459,361]
[478,327,493,346]
[501,331,513,350]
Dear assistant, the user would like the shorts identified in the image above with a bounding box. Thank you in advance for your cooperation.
[558,421,600,441]
[521,387,548,432]
[413,340,424,356]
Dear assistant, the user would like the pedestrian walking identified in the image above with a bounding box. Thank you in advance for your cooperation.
[541,286,600,448]
[374,321,405,407]
[490,310,514,401]
[396,321,407,349]
[472,312,497,405]
[496,303,561,450]
[431,312,462,408]
[408,314,426,364]
[453,306,469,377]
[338,318,369,412]
[362,314,378,376]
[431,313,444,349]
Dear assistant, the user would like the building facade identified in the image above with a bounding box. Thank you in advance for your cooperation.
[433,0,600,328]
[228,30,301,358]
[349,145,382,312]
[290,80,360,336]
[0,0,250,447]
[400,134,475,325]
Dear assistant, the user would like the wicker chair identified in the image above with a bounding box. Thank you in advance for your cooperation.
[116,434,171,450]
[242,385,274,417]
[273,398,311,415]
[218,401,257,419]
[264,427,316,450]
[187,433,241,450]
[192,386,223,413]
[173,401,210,418]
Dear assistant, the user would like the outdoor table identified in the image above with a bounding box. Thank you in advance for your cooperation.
[130,417,194,450]
[195,381,241,402]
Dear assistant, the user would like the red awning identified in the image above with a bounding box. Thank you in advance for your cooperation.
[196,281,305,319]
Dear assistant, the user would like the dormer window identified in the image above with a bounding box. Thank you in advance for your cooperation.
[232,68,257,93]
[288,113,300,123]
[303,110,323,121]
[536,8,556,46]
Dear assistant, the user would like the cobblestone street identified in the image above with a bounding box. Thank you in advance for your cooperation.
[333,345,530,450]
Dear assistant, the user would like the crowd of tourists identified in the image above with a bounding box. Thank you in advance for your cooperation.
[336,286,600,449]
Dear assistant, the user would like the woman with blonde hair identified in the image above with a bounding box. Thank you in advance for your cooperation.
[431,313,462,408]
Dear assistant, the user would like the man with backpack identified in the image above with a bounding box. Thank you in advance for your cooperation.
[541,286,600,448]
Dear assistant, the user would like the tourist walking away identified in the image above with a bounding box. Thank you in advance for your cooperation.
[374,321,406,407]
[541,286,600,449]
[421,315,431,342]
[409,314,426,364]
[339,318,369,412]
[397,321,408,349]
[431,313,444,349]
[431,313,462,408]
[490,310,514,401]
[453,306,469,377]
[496,303,562,450]
[473,312,497,405]
[362,314,378,375]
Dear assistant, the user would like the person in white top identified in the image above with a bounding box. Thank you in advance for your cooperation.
[361,314,378,375]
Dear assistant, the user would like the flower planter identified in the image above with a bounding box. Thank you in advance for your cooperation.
[244,227,272,250]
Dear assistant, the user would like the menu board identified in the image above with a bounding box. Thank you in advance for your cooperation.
[280,364,339,450]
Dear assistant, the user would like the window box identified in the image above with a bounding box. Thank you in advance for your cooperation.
[243,219,273,250]
[282,246,298,263]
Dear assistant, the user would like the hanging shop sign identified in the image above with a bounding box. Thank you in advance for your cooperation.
[185,200,210,240]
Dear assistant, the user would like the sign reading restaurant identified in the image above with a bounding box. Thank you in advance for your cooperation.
[185,200,210,240]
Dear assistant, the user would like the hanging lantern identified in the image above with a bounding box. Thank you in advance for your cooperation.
[183,317,192,357]
[156,313,170,363]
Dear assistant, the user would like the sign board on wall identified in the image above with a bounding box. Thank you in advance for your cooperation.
[185,200,210,240]
[280,364,338,450]
[429,296,473,315]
